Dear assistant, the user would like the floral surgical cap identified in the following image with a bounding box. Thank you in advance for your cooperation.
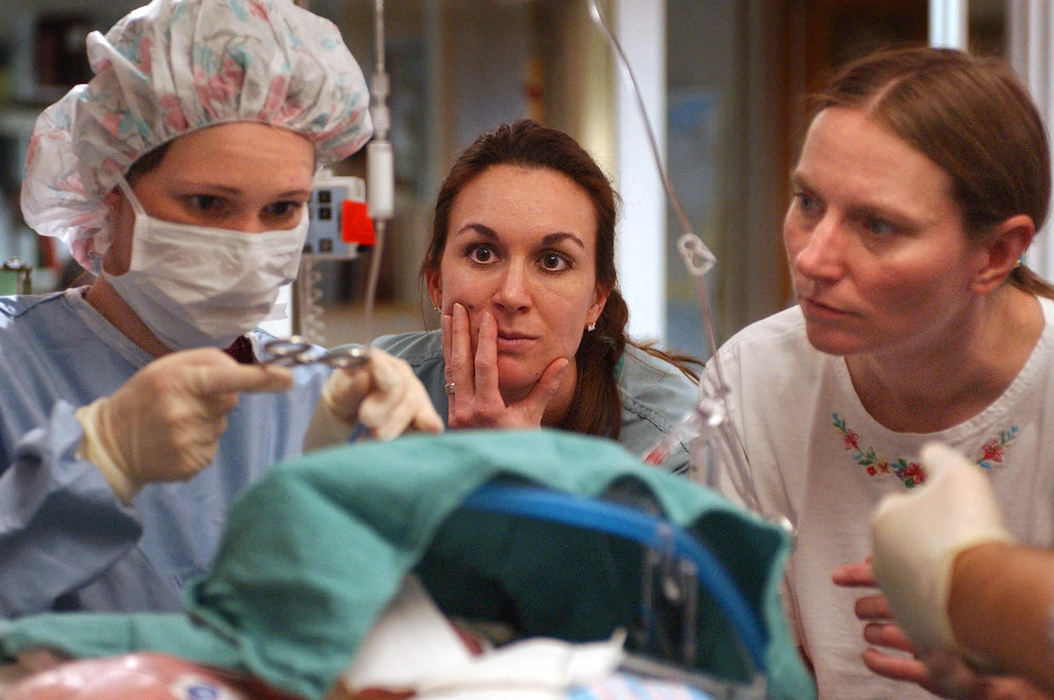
[21,0,373,269]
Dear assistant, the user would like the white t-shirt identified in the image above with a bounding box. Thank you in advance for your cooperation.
[700,299,1054,699]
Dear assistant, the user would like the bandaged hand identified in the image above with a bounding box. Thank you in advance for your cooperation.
[303,347,442,450]
[871,441,1014,662]
[76,348,294,505]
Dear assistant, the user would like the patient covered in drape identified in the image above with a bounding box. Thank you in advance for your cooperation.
[1,430,814,699]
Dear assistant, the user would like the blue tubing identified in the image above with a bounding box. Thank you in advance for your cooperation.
[460,483,767,671]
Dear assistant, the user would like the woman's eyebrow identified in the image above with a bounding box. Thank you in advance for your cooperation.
[452,224,586,250]
[789,170,810,189]
[278,188,312,199]
[452,223,498,239]
[168,180,310,199]
[542,231,586,250]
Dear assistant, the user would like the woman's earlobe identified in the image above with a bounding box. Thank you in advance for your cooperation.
[591,285,612,317]
[425,272,443,312]
[971,214,1035,294]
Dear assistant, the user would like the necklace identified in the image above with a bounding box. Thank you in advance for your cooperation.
[832,412,1018,488]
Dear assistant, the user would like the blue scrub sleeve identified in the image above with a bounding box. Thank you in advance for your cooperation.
[0,399,141,617]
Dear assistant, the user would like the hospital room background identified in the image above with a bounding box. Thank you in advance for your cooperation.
[0,0,1043,362]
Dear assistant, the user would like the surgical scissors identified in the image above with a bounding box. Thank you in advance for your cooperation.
[262,336,370,369]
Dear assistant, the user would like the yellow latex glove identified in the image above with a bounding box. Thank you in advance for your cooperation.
[871,441,1014,661]
[303,347,443,451]
[76,347,293,504]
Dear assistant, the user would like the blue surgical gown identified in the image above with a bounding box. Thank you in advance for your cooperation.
[0,289,329,617]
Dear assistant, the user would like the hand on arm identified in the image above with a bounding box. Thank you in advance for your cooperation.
[442,303,566,429]
[834,559,1052,698]
[946,542,1054,695]
[830,441,1054,698]
[76,347,294,504]
[832,559,929,682]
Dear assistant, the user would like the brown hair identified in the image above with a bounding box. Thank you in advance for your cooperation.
[424,120,699,438]
[812,45,1054,298]
[125,141,172,183]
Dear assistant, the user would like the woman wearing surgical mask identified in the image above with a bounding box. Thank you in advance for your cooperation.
[0,0,440,618]
[373,120,701,473]
[701,46,1054,698]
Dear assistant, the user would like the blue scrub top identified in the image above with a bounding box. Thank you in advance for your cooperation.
[0,289,329,617]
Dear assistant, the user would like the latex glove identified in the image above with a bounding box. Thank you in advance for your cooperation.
[871,441,1014,661]
[76,348,293,504]
[303,347,443,450]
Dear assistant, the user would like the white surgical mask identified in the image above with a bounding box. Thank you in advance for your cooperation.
[105,175,307,351]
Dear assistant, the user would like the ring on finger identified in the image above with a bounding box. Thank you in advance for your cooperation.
[445,381,456,395]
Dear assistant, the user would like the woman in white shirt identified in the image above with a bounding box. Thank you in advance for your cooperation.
[702,45,1054,699]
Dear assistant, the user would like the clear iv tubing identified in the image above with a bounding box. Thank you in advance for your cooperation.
[363,0,393,346]
[587,0,750,486]
[300,259,327,343]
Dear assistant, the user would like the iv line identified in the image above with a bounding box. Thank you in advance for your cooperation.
[363,0,394,347]
[587,0,752,486]
[586,0,718,357]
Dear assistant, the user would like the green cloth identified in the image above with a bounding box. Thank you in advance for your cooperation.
[0,430,814,699]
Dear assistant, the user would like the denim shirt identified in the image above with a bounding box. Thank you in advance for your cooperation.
[371,330,698,474]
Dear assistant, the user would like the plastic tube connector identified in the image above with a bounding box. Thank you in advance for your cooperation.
[366,140,394,221]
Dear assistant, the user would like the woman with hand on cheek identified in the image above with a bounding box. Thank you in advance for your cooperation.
[374,120,701,472]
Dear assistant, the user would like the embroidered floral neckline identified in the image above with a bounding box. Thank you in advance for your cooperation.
[832,412,1019,488]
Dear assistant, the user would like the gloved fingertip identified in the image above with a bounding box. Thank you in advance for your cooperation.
[253,364,294,392]
[271,372,295,391]
[369,358,401,391]
[871,491,906,524]
[373,424,398,442]
[419,414,444,433]
[918,441,968,475]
